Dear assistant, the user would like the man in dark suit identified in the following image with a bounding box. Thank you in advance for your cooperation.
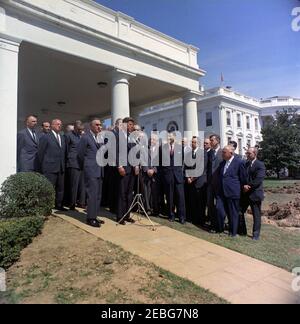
[40,121,51,135]
[77,118,105,228]
[215,146,247,237]
[207,134,223,230]
[17,115,39,172]
[160,133,186,224]
[38,119,66,211]
[65,121,85,210]
[142,134,160,216]
[185,137,208,225]
[116,117,139,224]
[240,147,266,240]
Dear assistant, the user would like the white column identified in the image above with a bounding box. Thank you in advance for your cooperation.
[183,90,200,138]
[0,38,20,185]
[111,69,136,125]
[218,105,226,148]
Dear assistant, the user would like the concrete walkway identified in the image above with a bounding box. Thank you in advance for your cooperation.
[54,209,300,304]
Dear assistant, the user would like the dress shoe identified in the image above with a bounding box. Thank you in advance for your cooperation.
[69,205,77,211]
[126,218,136,224]
[55,206,68,212]
[180,220,186,225]
[118,220,126,225]
[87,219,101,228]
[168,218,175,222]
[97,219,105,225]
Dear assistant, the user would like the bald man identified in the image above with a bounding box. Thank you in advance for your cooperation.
[17,115,39,172]
[38,119,66,211]
[215,145,247,237]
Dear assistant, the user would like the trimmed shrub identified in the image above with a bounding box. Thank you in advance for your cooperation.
[0,217,45,269]
[0,172,55,219]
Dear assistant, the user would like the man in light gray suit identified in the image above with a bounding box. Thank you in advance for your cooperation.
[17,115,39,172]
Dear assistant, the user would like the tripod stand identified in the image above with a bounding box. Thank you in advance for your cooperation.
[117,169,157,231]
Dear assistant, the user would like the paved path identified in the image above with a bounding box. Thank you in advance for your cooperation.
[54,210,300,304]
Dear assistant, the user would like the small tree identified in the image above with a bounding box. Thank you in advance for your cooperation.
[260,111,300,179]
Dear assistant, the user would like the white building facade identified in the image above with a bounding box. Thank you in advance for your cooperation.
[0,0,206,185]
[139,87,300,155]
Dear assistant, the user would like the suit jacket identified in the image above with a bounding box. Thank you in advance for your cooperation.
[17,128,39,172]
[207,147,223,187]
[115,130,136,175]
[77,132,104,179]
[38,131,66,174]
[245,160,266,201]
[184,149,208,189]
[65,131,81,169]
[160,143,184,184]
[216,156,247,199]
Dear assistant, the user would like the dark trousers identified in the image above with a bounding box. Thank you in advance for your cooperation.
[165,178,186,222]
[108,168,119,213]
[117,173,135,221]
[143,174,160,214]
[77,171,86,206]
[67,168,81,207]
[44,171,65,208]
[216,196,240,236]
[186,184,208,225]
[85,176,103,220]
[207,183,217,228]
[240,197,262,239]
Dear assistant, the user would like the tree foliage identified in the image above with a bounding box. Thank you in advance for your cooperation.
[260,111,300,178]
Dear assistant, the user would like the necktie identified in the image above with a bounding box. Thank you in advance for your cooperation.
[170,145,174,156]
[95,135,100,149]
[56,133,61,147]
[224,161,230,174]
[192,150,196,159]
[32,130,37,143]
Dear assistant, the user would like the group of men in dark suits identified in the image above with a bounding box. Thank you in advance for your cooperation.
[17,115,266,239]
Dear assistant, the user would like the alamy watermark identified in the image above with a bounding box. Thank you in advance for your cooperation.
[291,2,300,31]
[0,268,6,292]
[292,267,300,293]
[95,130,205,178]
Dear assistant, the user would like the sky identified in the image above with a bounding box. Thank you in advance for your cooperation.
[95,0,300,99]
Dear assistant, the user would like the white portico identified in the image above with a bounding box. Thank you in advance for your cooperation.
[0,0,205,185]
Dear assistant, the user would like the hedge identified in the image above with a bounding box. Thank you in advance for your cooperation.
[0,172,55,219]
[0,217,45,270]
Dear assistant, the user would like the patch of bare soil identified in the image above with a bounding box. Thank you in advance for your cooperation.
[4,217,224,304]
[262,197,300,228]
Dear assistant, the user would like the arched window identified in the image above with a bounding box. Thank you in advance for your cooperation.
[167,121,179,133]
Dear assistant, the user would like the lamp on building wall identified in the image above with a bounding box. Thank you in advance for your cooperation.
[57,101,66,107]
[97,82,108,88]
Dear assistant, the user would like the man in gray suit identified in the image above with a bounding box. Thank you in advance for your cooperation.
[38,119,66,211]
[77,118,105,228]
[17,115,39,172]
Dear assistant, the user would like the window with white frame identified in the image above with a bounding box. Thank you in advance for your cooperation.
[246,116,250,130]
[255,118,259,131]
[206,112,213,127]
[237,113,242,128]
[226,111,231,126]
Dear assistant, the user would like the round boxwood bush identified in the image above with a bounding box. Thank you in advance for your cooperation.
[0,172,55,219]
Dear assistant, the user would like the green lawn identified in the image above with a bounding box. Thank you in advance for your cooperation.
[151,216,300,272]
[264,179,300,189]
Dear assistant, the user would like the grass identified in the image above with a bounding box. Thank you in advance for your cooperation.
[151,215,300,272]
[264,179,300,189]
[1,217,228,304]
